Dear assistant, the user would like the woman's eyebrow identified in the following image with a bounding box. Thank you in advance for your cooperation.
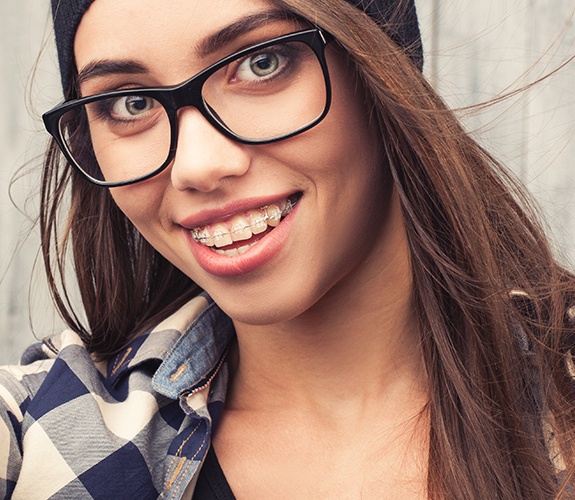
[196,9,297,58]
[76,9,295,86]
[76,60,148,87]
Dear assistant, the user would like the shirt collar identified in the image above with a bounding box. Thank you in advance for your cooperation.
[153,298,234,399]
[107,293,235,398]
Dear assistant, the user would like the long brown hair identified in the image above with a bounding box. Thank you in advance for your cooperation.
[274,0,575,497]
[40,140,199,358]
[40,0,575,497]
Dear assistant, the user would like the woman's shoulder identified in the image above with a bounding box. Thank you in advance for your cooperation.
[0,330,81,413]
[0,329,88,498]
[0,293,232,499]
[0,292,217,406]
[0,325,162,498]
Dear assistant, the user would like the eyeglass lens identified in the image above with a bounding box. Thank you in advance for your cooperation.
[57,39,327,185]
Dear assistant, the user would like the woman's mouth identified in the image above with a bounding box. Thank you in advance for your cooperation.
[190,193,301,256]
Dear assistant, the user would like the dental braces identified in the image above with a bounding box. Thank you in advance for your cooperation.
[191,198,295,244]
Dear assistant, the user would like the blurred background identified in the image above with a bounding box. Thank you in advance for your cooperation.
[1,0,574,364]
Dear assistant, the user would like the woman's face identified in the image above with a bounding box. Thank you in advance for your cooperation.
[74,0,405,325]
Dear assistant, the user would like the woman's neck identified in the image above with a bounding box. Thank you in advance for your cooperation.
[214,193,429,498]
[227,196,426,421]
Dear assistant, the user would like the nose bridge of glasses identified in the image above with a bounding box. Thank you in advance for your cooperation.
[167,72,241,146]
[169,73,210,114]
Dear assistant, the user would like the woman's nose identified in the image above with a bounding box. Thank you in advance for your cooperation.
[170,107,251,192]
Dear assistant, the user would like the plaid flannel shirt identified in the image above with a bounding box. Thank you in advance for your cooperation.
[2,290,571,498]
[0,293,234,499]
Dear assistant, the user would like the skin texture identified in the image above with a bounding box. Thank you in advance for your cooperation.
[75,0,427,497]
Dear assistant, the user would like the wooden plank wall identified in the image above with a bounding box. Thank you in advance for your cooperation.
[1,0,574,364]
[1,1,62,364]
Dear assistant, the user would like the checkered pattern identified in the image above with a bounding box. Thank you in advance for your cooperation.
[0,293,234,499]
[2,292,571,498]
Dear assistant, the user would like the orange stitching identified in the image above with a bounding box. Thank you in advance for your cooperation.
[164,420,201,488]
[190,433,208,462]
[171,459,192,494]
[176,421,201,456]
[170,364,187,382]
[166,458,186,490]
[170,434,209,495]
[111,347,132,376]
[164,350,226,488]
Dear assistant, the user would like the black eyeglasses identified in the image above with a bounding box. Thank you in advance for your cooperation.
[43,28,333,187]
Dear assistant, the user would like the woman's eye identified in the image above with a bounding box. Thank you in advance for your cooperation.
[235,51,287,81]
[111,95,155,119]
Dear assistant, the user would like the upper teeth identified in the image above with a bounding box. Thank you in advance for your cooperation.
[191,198,295,248]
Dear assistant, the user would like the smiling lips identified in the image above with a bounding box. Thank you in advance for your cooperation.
[190,194,300,257]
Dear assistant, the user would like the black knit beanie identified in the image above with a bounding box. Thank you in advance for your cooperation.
[51,0,423,93]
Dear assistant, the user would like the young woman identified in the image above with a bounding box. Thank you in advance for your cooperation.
[1,0,574,498]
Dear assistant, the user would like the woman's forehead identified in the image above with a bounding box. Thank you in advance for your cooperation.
[74,0,284,60]
[74,0,293,83]
[55,0,423,92]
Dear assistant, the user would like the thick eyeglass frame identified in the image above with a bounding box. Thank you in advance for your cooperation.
[42,28,334,187]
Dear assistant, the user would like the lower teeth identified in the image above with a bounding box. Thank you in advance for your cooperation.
[212,243,255,256]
